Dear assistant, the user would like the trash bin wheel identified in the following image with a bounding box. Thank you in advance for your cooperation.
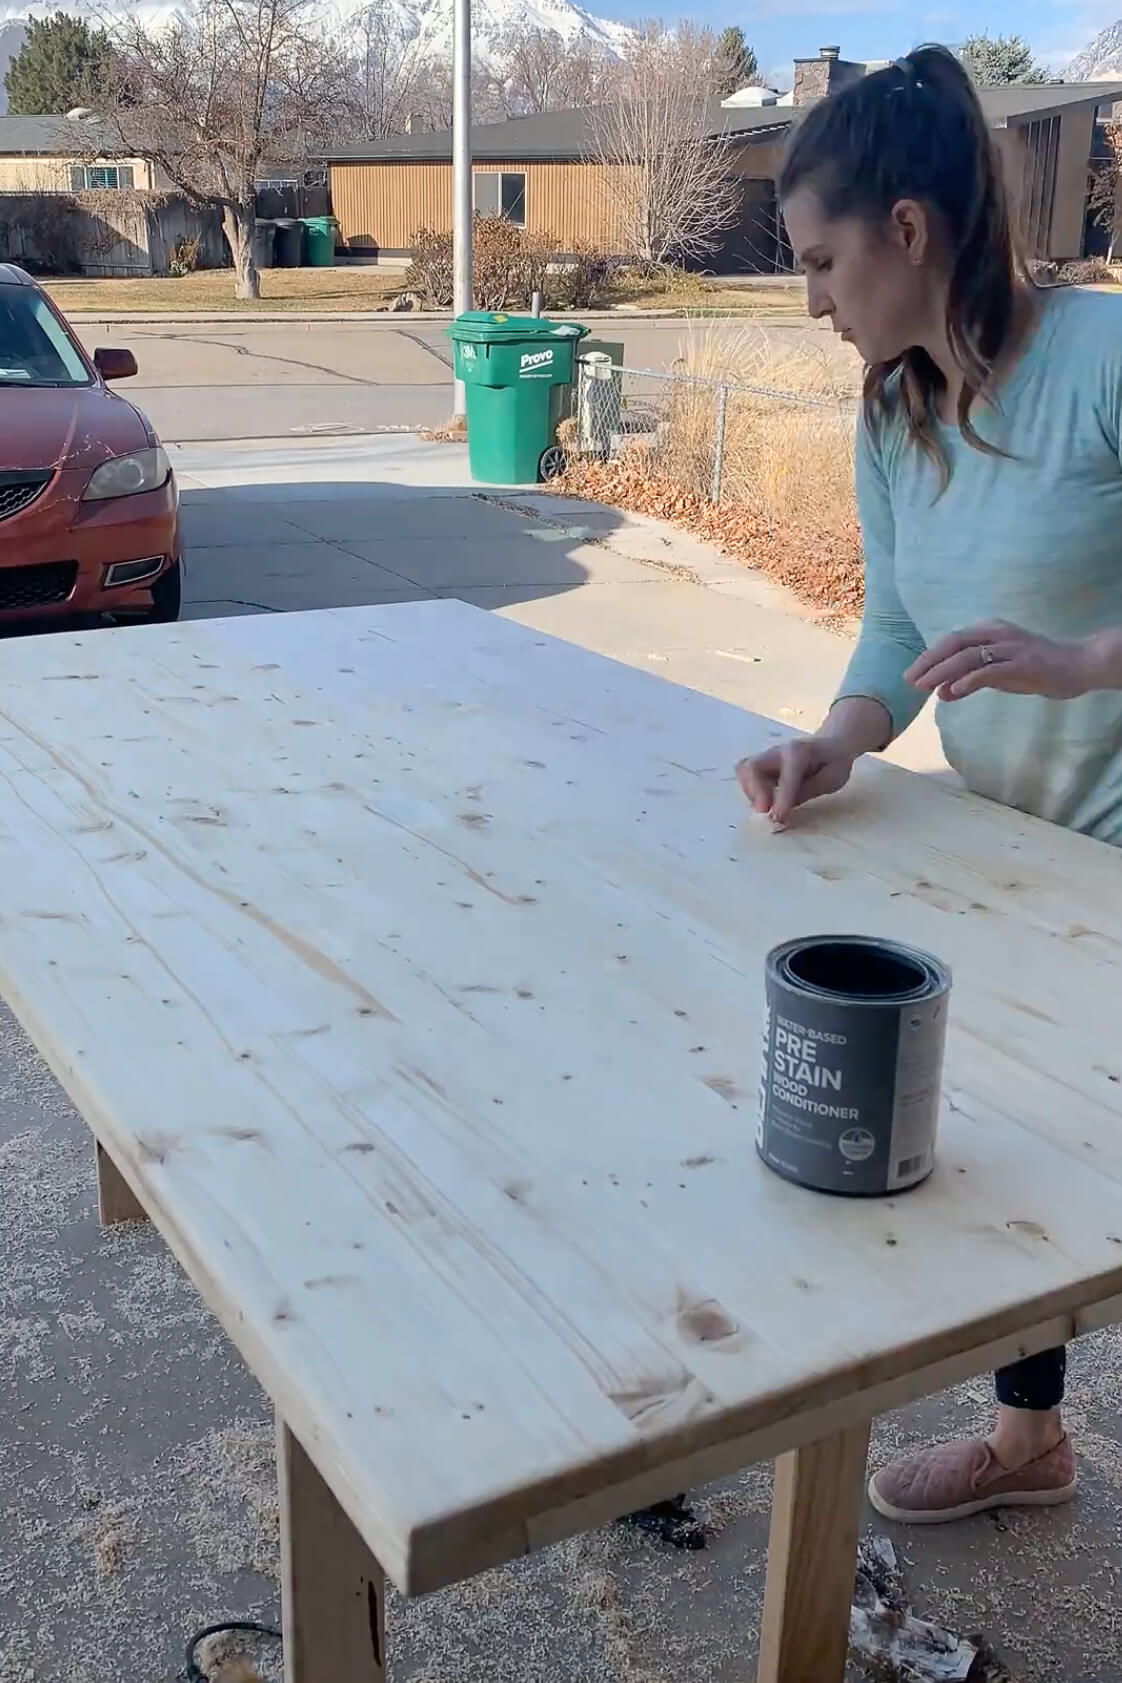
[538,445,566,482]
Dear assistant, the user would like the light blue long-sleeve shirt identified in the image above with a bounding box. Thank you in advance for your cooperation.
[840,285,1122,844]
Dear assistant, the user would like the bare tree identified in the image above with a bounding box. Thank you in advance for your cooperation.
[409,52,507,130]
[344,0,431,138]
[1089,121,1122,263]
[493,24,617,117]
[587,20,739,268]
[97,0,344,299]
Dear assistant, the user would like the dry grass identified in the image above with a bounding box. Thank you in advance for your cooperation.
[683,326,858,520]
[42,265,806,317]
[42,266,405,313]
[606,271,807,316]
[561,324,864,617]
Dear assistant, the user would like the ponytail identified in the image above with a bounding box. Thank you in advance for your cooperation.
[778,44,1027,477]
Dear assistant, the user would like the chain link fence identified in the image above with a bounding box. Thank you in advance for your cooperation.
[562,355,858,509]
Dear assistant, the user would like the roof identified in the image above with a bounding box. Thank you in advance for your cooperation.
[323,79,1122,164]
[979,81,1122,125]
[323,101,791,164]
[0,113,125,157]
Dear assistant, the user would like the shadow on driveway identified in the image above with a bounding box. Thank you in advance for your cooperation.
[177,477,638,621]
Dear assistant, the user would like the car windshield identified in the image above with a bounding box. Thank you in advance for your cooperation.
[0,288,91,387]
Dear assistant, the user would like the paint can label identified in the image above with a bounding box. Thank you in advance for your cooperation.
[886,993,947,1190]
[757,937,949,1197]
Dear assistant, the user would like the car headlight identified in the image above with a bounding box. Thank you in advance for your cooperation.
[82,447,171,502]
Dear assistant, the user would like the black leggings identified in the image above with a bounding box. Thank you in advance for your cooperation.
[995,1346,1066,1410]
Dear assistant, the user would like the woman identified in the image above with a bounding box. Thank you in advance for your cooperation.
[738,44,1122,1525]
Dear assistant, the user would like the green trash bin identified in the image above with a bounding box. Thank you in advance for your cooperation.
[301,215,338,268]
[447,312,589,485]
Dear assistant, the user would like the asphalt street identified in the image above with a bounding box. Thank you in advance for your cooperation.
[72,316,852,444]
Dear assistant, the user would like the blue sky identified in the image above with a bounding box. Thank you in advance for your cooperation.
[591,0,1122,82]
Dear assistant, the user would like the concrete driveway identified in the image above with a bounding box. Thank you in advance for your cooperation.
[72,316,857,444]
[3,434,1115,1683]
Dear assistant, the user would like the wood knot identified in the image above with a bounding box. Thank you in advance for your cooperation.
[677,1297,738,1344]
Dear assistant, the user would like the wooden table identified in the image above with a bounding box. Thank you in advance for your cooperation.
[1,598,1121,1682]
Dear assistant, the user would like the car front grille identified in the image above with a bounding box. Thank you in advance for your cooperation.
[0,472,51,523]
[0,561,78,610]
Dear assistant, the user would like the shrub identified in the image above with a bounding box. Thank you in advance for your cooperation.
[404,226,454,308]
[404,217,560,311]
[169,234,201,277]
[548,242,614,309]
[1030,256,1117,287]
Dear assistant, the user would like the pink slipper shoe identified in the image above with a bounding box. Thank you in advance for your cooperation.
[868,1435,1076,1525]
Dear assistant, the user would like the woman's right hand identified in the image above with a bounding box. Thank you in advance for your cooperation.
[736,736,857,827]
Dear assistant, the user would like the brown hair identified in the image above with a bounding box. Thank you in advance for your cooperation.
[778,43,1028,472]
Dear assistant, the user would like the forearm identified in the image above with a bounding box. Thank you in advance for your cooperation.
[816,695,894,758]
[1083,628,1122,691]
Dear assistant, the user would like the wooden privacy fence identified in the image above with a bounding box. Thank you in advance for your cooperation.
[0,191,227,277]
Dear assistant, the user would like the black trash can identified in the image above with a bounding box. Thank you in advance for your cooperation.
[252,219,276,270]
[273,217,304,268]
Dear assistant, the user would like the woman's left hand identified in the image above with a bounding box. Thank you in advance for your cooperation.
[906,621,1096,702]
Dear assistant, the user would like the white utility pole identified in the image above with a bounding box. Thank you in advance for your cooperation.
[451,0,472,419]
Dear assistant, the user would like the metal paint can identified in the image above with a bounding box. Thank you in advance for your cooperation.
[756,935,951,1196]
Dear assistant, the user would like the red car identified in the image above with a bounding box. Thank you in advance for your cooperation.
[0,265,181,626]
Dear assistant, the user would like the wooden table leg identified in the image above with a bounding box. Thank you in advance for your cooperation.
[96,1141,147,1225]
[756,1421,871,1683]
[277,1417,386,1683]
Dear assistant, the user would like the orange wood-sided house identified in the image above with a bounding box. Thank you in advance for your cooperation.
[323,52,1122,274]
[326,104,789,271]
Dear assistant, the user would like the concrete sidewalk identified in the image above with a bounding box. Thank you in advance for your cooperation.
[4,434,1116,1683]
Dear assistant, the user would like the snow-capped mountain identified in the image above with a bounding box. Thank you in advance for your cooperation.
[0,0,628,111]
[1067,19,1122,81]
[404,0,629,62]
[0,0,629,109]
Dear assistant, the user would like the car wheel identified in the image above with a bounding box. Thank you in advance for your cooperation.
[141,561,182,624]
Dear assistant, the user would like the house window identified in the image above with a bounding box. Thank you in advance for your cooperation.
[68,164,135,191]
[473,171,526,227]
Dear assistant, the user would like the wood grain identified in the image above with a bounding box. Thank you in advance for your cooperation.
[0,599,1119,1592]
[278,1419,385,1683]
[757,1423,870,1683]
[96,1141,147,1225]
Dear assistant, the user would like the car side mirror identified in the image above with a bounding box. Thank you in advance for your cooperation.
[94,347,138,381]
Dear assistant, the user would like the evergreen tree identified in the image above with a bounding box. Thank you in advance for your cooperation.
[5,12,116,116]
[714,27,760,99]
[959,33,1048,85]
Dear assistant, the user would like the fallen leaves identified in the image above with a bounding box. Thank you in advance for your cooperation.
[557,452,864,620]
